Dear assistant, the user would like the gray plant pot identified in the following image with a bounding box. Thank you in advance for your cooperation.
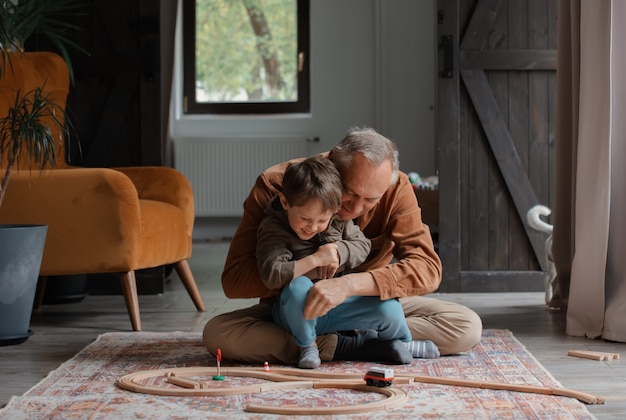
[0,224,47,346]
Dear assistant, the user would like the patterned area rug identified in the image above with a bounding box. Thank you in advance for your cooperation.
[1,330,595,419]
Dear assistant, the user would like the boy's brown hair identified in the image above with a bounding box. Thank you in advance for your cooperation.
[282,156,342,212]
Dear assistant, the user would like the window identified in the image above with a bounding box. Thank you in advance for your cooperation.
[182,0,310,115]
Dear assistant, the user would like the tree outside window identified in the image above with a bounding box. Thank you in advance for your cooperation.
[183,0,310,114]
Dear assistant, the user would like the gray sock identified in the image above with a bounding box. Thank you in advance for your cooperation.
[299,345,321,369]
[405,340,440,358]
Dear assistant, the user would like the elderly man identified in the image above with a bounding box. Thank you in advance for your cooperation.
[203,127,482,365]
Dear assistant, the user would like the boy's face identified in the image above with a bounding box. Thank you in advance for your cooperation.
[279,194,334,241]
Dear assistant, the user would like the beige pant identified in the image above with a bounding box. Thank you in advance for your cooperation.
[203,295,483,365]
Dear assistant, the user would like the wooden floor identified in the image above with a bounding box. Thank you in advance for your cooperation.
[1,240,624,418]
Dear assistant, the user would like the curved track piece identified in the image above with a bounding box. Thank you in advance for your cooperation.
[245,383,408,415]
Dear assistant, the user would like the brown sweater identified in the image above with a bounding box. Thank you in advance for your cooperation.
[221,154,442,301]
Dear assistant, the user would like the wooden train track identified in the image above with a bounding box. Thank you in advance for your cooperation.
[411,375,605,405]
[118,366,605,415]
[118,366,409,415]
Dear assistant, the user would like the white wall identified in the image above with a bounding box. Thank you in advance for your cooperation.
[173,0,436,238]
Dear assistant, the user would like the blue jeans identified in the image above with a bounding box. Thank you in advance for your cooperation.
[272,276,412,347]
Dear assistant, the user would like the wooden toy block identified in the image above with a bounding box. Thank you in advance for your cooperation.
[568,350,620,361]
[167,376,201,389]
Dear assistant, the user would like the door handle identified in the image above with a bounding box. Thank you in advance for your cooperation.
[441,35,453,78]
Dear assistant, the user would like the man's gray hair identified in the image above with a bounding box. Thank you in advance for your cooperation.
[329,127,400,186]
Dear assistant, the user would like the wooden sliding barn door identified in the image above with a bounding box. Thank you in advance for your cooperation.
[436,0,557,292]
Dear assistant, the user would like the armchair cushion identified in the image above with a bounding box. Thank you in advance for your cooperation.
[115,166,195,232]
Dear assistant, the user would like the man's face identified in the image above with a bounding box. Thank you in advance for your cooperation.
[337,153,393,221]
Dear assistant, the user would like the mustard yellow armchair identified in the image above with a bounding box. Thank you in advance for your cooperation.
[0,52,204,331]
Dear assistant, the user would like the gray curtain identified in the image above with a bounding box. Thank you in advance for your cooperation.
[554,0,626,342]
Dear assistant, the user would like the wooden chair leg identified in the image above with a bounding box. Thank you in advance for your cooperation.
[33,276,48,311]
[174,260,205,311]
[119,271,141,331]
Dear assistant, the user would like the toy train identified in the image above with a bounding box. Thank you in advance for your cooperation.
[363,367,394,387]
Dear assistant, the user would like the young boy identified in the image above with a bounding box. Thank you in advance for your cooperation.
[256,156,412,368]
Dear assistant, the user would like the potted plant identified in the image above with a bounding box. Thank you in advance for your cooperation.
[0,0,84,345]
[0,0,86,82]
[0,72,71,346]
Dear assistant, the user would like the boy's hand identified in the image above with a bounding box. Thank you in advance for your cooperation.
[313,243,340,279]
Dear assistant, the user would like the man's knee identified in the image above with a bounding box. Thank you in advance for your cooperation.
[203,314,225,356]
[439,308,483,355]
[401,296,483,355]
[203,308,257,355]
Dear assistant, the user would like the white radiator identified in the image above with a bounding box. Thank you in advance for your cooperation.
[174,137,310,216]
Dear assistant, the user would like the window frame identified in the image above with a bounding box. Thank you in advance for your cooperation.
[182,0,310,115]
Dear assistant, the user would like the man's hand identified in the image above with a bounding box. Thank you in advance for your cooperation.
[303,277,351,319]
[303,271,379,319]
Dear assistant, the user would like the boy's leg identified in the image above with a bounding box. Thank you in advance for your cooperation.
[273,276,317,347]
[315,296,411,341]
[272,276,321,368]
